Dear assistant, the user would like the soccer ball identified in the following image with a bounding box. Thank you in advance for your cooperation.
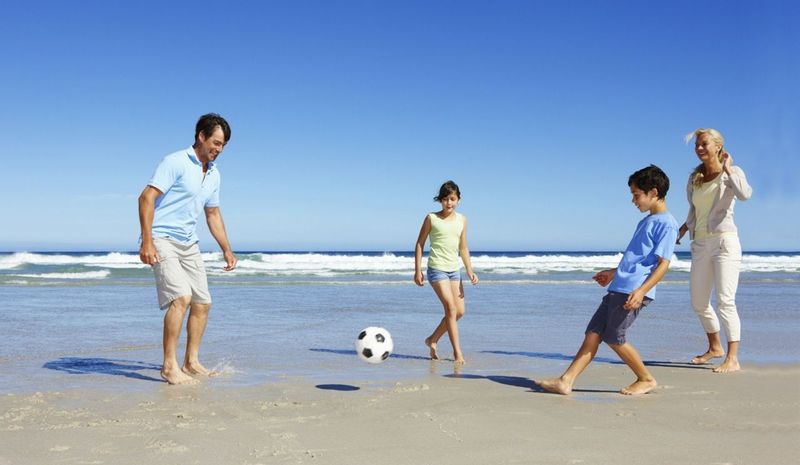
[356,327,393,364]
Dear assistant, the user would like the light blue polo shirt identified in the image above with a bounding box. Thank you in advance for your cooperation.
[608,211,678,300]
[148,147,221,244]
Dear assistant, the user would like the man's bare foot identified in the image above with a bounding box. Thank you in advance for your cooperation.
[161,367,200,385]
[182,361,219,377]
[536,377,572,395]
[691,349,724,364]
[424,337,439,360]
[712,358,740,373]
[621,379,657,395]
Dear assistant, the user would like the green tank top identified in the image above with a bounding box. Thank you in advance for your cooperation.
[427,212,464,272]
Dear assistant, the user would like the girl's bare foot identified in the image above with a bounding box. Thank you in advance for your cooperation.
[454,357,466,365]
[536,377,572,395]
[424,337,439,360]
[691,349,724,365]
[712,358,740,373]
[161,367,200,385]
[621,379,657,395]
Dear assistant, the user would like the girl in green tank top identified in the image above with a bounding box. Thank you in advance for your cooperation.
[414,181,478,365]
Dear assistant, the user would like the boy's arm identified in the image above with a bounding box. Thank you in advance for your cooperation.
[592,268,617,287]
[624,257,670,310]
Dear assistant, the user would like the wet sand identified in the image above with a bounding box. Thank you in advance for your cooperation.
[1,363,798,465]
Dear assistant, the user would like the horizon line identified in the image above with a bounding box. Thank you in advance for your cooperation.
[2,249,799,255]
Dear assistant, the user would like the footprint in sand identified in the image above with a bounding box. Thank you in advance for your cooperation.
[146,439,188,453]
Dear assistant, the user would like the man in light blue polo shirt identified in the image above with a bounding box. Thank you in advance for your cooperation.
[138,113,237,385]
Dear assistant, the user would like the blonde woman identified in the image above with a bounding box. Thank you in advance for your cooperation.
[676,128,752,373]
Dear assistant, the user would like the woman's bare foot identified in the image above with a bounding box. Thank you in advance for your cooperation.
[536,377,572,395]
[621,379,657,395]
[182,361,218,377]
[424,337,439,360]
[454,357,466,366]
[161,367,200,385]
[691,349,724,365]
[712,357,741,373]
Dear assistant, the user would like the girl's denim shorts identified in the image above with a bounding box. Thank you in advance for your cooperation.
[426,268,461,283]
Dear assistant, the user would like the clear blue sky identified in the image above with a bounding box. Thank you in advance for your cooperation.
[3,0,798,252]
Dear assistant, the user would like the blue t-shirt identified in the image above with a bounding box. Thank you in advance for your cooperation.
[608,211,678,299]
[148,147,220,244]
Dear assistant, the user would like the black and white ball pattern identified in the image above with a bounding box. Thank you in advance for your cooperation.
[355,327,393,364]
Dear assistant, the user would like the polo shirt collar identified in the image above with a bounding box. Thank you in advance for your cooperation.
[186,146,215,172]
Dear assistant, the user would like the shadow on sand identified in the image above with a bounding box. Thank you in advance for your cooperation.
[309,348,430,361]
[444,372,540,390]
[43,357,163,382]
[315,384,361,391]
[482,350,711,370]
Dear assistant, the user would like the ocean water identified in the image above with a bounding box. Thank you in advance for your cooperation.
[1,251,798,394]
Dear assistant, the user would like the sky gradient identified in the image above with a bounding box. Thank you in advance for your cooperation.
[3,0,798,252]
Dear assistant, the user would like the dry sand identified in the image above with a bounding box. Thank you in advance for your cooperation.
[1,363,799,465]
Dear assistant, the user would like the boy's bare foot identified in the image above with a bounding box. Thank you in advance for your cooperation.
[691,349,724,364]
[424,337,439,360]
[712,358,740,373]
[161,367,200,385]
[621,379,657,395]
[182,361,218,377]
[536,377,572,395]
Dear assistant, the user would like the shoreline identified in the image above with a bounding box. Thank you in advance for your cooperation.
[2,362,799,465]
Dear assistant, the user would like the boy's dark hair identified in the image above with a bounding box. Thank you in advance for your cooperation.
[629,165,670,199]
[195,113,231,143]
[434,180,461,201]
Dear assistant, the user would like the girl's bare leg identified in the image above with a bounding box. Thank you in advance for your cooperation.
[427,279,466,364]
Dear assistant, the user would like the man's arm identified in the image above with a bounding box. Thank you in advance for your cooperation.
[205,206,237,271]
[138,186,163,265]
[624,257,670,310]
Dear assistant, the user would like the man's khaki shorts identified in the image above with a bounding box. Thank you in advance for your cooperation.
[152,237,211,310]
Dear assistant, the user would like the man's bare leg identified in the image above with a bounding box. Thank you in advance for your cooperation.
[183,302,218,377]
[162,296,198,385]
[537,332,601,395]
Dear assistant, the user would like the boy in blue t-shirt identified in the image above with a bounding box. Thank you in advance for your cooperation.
[537,165,678,395]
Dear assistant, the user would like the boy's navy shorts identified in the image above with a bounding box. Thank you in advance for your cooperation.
[585,291,652,345]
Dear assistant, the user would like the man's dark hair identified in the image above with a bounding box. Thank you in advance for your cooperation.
[628,164,670,199]
[195,113,231,143]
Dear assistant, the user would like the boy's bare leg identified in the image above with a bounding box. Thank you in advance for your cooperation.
[608,342,656,395]
[162,296,199,385]
[537,332,601,395]
[691,331,725,364]
[182,302,218,377]
[713,340,741,373]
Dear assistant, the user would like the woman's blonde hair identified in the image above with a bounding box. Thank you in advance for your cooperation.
[685,128,725,186]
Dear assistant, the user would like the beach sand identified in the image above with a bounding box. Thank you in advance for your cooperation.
[1,363,798,465]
